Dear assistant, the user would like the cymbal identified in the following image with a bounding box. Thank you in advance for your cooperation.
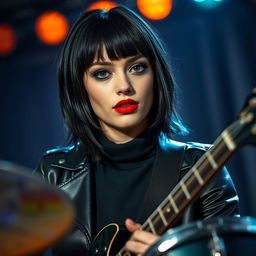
[0,160,75,256]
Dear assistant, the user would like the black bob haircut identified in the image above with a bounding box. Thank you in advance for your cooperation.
[58,6,188,161]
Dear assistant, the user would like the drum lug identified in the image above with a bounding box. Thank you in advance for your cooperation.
[208,230,227,256]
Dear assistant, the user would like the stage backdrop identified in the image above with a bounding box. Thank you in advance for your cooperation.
[0,0,255,218]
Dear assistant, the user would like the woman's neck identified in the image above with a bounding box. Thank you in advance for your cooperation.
[99,119,149,144]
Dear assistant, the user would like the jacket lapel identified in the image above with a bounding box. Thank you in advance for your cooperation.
[50,145,95,242]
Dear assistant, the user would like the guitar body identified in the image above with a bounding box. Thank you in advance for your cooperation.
[89,223,130,256]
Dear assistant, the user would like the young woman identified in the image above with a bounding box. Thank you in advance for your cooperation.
[35,6,239,256]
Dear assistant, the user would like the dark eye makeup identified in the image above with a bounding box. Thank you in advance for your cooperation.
[91,69,110,80]
[89,59,149,80]
[130,63,148,74]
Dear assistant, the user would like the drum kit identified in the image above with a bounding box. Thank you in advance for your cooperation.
[1,160,256,256]
[0,160,75,256]
[144,216,256,256]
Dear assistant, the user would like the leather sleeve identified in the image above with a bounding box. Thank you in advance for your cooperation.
[33,150,93,256]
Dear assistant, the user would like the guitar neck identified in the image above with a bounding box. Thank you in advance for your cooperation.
[116,128,238,256]
[140,129,238,236]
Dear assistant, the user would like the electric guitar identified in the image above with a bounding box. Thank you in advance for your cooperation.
[89,89,256,256]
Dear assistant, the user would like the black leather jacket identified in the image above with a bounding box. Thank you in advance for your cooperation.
[35,140,239,256]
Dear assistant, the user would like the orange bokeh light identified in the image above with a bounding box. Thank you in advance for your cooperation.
[87,1,117,11]
[0,24,16,55]
[35,11,69,45]
[137,0,173,20]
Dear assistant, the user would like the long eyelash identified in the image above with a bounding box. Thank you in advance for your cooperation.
[131,62,148,72]
[91,69,104,77]
[90,69,109,79]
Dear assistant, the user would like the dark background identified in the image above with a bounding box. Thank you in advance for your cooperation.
[0,0,256,218]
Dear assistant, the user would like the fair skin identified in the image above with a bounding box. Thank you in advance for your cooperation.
[83,47,154,144]
[125,219,160,255]
[83,47,159,255]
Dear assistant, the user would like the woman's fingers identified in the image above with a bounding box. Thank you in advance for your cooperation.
[125,239,150,255]
[130,230,159,245]
[125,231,159,255]
[125,218,159,255]
[125,218,141,232]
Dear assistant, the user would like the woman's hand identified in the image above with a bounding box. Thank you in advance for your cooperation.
[124,218,159,256]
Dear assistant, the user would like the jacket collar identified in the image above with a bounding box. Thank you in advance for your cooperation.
[49,138,188,171]
[49,144,89,171]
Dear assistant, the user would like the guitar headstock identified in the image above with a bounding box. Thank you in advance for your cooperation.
[235,88,256,147]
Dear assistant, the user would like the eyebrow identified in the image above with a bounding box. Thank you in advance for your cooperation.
[89,54,145,68]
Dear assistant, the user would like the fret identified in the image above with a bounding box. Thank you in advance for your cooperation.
[148,219,157,234]
[193,154,219,181]
[157,207,168,226]
[205,151,218,170]
[192,167,204,185]
[215,147,233,166]
[221,130,236,151]
[142,222,150,232]
[180,180,191,199]
[143,210,169,235]
[168,194,179,213]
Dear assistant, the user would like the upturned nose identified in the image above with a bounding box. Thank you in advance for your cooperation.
[115,73,134,95]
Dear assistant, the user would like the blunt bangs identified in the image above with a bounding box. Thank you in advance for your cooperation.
[76,8,156,72]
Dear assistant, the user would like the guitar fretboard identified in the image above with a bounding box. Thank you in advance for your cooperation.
[141,133,235,235]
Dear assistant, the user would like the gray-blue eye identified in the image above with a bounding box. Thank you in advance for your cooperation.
[130,63,148,74]
[92,70,110,80]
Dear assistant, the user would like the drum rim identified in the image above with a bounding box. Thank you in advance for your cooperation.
[144,216,256,255]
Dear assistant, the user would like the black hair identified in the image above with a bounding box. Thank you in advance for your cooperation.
[58,6,188,161]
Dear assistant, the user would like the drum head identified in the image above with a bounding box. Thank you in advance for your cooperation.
[144,216,256,256]
[0,160,75,256]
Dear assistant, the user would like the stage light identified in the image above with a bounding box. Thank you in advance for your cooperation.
[35,11,69,45]
[87,1,117,11]
[193,0,223,1]
[137,0,173,20]
[0,24,17,55]
[192,0,224,9]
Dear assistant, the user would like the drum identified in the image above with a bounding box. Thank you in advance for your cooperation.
[144,216,256,256]
[0,160,75,256]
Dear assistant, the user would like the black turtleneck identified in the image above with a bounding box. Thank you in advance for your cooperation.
[94,129,158,233]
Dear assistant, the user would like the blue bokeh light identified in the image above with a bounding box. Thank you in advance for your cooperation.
[192,0,224,9]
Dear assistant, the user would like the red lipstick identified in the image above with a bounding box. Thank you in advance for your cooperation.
[113,99,138,114]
